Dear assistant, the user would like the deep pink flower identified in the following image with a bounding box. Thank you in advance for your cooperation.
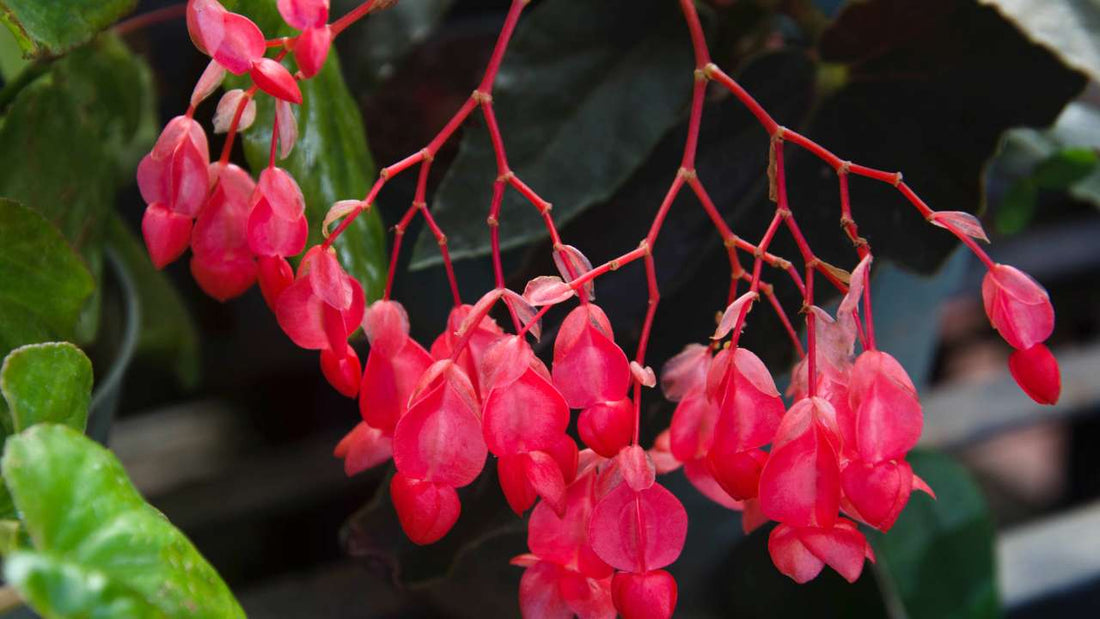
[839,459,926,531]
[758,397,842,528]
[250,57,303,104]
[141,204,192,270]
[611,570,677,619]
[847,350,922,463]
[1008,343,1061,405]
[187,0,266,75]
[588,480,687,573]
[578,399,634,458]
[278,0,329,30]
[553,304,631,409]
[334,422,392,476]
[359,301,433,433]
[768,519,874,584]
[294,26,332,78]
[390,472,461,545]
[982,264,1055,350]
[190,163,257,300]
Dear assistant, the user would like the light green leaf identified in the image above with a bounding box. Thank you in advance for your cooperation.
[2,424,244,618]
[0,342,91,438]
[0,199,94,359]
[0,0,137,58]
[1032,148,1099,190]
[871,451,1000,619]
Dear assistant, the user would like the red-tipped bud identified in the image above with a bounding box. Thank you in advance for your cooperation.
[250,58,303,104]
[982,264,1055,350]
[321,345,362,398]
[390,473,461,545]
[294,25,332,79]
[611,570,678,619]
[142,203,193,269]
[578,399,634,458]
[1009,343,1061,405]
[213,89,256,134]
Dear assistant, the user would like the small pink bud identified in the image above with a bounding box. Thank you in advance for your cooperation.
[1009,343,1061,405]
[611,570,678,619]
[250,58,303,104]
[293,25,332,79]
[523,275,575,307]
[578,399,634,458]
[321,344,361,398]
[617,445,656,492]
[390,473,461,545]
[190,59,227,108]
[142,203,192,269]
[213,89,256,134]
[334,422,392,476]
[982,263,1055,350]
[552,244,595,300]
[630,361,656,388]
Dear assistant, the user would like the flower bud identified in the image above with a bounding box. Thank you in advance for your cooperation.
[390,473,461,545]
[982,263,1055,350]
[578,399,634,458]
[1009,343,1061,405]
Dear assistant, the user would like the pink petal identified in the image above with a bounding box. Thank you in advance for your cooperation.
[559,570,615,619]
[768,523,825,584]
[275,99,299,159]
[190,59,227,107]
[758,397,841,528]
[499,453,540,515]
[248,197,308,257]
[293,25,332,79]
[250,57,303,104]
[137,153,168,205]
[191,170,253,260]
[503,289,542,341]
[659,344,711,402]
[142,203,192,269]
[708,348,784,452]
[797,519,872,583]
[483,368,570,455]
[390,473,461,545]
[648,430,681,475]
[168,135,211,217]
[553,244,596,301]
[527,450,569,515]
[321,344,361,398]
[553,305,631,408]
[705,447,767,502]
[668,388,718,462]
[1009,343,1061,405]
[307,248,353,310]
[519,561,572,619]
[186,0,227,59]
[362,300,411,356]
[929,210,990,243]
[257,255,294,310]
[393,372,487,487]
[840,459,913,531]
[334,422,392,476]
[610,570,677,619]
[479,335,536,393]
[683,460,742,510]
[616,445,656,492]
[258,166,306,220]
[982,264,1055,350]
[277,0,330,30]
[358,337,432,433]
[588,482,687,572]
[524,275,576,306]
[848,350,922,462]
[629,362,656,388]
[214,12,266,75]
[713,291,756,341]
[190,253,256,301]
[578,399,635,458]
[213,88,256,134]
[275,277,328,349]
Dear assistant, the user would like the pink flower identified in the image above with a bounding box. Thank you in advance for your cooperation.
[982,264,1054,350]
[187,0,266,75]
[1008,343,1061,405]
[758,397,842,529]
[768,519,874,583]
[553,304,631,409]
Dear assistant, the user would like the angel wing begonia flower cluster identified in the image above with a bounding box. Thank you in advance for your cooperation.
[139,1,1063,617]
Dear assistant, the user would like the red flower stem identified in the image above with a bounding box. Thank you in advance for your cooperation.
[448,290,505,361]
[517,303,553,339]
[487,180,522,330]
[837,170,875,350]
[330,0,378,37]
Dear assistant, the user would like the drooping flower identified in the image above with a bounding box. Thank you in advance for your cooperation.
[982,264,1055,351]
[553,304,631,409]
[768,519,874,584]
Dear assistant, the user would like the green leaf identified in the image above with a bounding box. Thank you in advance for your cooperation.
[0,199,94,358]
[224,0,388,300]
[871,451,1000,619]
[0,34,157,343]
[106,215,200,388]
[978,0,1100,83]
[0,0,137,58]
[1032,148,1099,190]
[410,0,694,268]
[337,0,455,92]
[996,178,1038,235]
[2,424,244,618]
[0,342,91,437]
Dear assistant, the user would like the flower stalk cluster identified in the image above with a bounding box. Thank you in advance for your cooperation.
[137,1,1062,617]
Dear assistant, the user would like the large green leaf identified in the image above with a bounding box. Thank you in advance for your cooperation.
[871,451,1000,619]
[978,0,1100,83]
[0,0,137,58]
[0,199,94,358]
[409,0,695,269]
[226,0,389,300]
[0,342,91,438]
[2,424,244,618]
[0,34,157,342]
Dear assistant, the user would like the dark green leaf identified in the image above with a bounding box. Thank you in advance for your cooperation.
[996,178,1037,235]
[0,342,91,438]
[1032,148,1099,190]
[871,450,1000,619]
[410,0,694,269]
[2,424,244,618]
[225,0,389,299]
[336,0,455,91]
[106,215,199,387]
[978,0,1100,83]
[0,199,94,358]
[0,0,137,58]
